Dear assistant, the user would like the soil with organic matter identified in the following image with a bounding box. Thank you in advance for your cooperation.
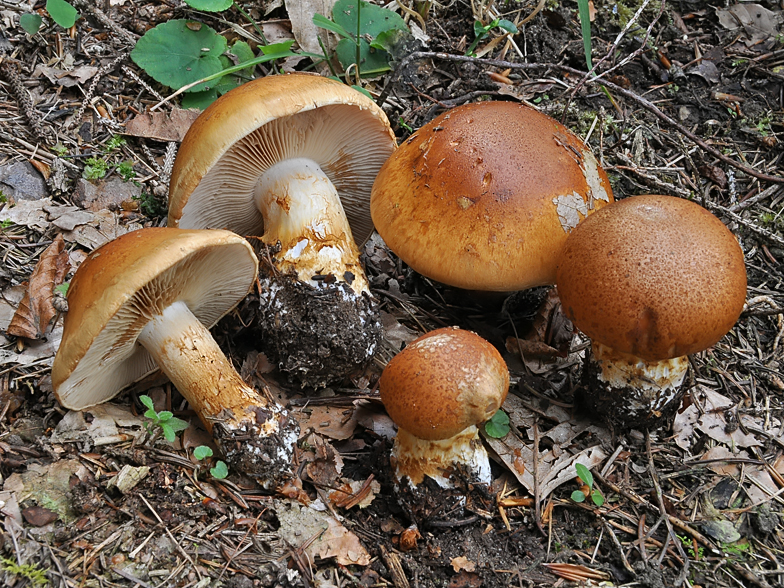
[1,1,784,588]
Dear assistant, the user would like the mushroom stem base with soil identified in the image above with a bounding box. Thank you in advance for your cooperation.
[577,342,689,430]
[138,300,298,487]
[255,252,382,389]
[252,157,381,387]
[391,426,492,489]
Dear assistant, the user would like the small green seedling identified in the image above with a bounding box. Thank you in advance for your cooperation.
[571,463,604,506]
[484,409,510,438]
[0,556,49,587]
[140,394,189,442]
[19,13,43,36]
[193,445,229,479]
[116,161,137,182]
[466,18,517,57]
[82,157,109,180]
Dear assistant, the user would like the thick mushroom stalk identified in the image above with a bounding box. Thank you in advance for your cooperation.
[137,300,297,484]
[254,158,368,294]
[391,426,492,489]
[580,342,690,427]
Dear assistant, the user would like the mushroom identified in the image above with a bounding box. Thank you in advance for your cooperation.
[168,73,397,387]
[555,195,747,430]
[379,327,509,487]
[51,228,299,487]
[370,100,613,293]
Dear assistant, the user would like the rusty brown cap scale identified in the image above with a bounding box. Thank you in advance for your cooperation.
[556,195,747,361]
[370,101,613,291]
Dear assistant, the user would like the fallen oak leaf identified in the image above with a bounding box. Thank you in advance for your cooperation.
[7,234,70,340]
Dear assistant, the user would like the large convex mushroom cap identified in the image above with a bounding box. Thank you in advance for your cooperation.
[168,72,395,245]
[167,73,397,388]
[556,195,747,361]
[52,228,299,487]
[380,327,509,487]
[370,101,613,292]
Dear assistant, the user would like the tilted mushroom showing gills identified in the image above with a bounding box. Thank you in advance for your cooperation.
[556,195,747,430]
[371,101,613,293]
[168,73,397,388]
[380,327,509,488]
[51,228,299,488]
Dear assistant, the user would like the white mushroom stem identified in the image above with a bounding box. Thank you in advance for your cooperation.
[137,300,285,435]
[392,426,492,489]
[254,157,369,295]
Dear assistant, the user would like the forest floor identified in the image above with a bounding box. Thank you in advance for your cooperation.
[1,1,784,587]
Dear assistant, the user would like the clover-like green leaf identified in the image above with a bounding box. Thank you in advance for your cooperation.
[210,461,229,479]
[19,13,43,36]
[571,490,587,503]
[46,0,78,29]
[131,19,227,93]
[194,446,213,460]
[484,409,510,438]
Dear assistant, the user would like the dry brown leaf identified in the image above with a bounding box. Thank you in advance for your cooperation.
[288,0,337,60]
[124,108,201,142]
[450,556,476,573]
[300,405,358,440]
[7,234,69,340]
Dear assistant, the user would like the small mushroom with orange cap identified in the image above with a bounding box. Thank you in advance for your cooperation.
[556,195,747,430]
[167,73,397,388]
[51,228,299,487]
[371,100,613,294]
[379,327,510,488]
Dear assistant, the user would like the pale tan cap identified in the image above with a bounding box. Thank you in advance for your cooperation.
[556,195,747,360]
[167,73,396,245]
[371,101,613,291]
[52,228,259,410]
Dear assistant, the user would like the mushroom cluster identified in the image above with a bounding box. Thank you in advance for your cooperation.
[379,327,509,488]
[52,228,298,488]
[168,73,397,387]
[556,195,747,430]
[371,100,613,293]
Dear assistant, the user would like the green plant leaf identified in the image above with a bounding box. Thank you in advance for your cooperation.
[54,282,69,296]
[46,0,78,28]
[484,410,510,438]
[331,0,408,77]
[157,410,174,422]
[167,416,190,433]
[571,490,587,503]
[140,395,155,412]
[131,19,228,93]
[194,445,213,460]
[313,13,353,39]
[575,463,593,487]
[591,490,605,507]
[576,0,593,70]
[497,19,518,34]
[161,423,176,442]
[19,13,43,35]
[210,461,229,479]
[473,20,488,37]
[184,0,233,11]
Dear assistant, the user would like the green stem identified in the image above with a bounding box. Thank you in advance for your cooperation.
[232,1,268,45]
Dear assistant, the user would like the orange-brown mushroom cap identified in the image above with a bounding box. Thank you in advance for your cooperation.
[380,327,510,441]
[556,195,747,361]
[370,101,613,291]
